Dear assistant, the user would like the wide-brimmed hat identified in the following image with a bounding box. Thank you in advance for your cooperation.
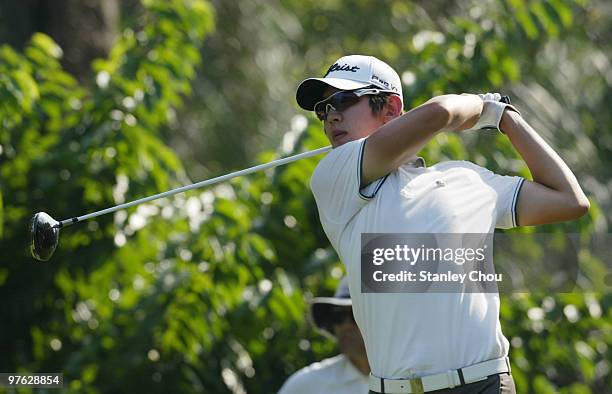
[296,55,403,111]
[310,277,352,335]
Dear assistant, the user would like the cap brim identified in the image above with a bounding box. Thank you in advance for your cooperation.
[296,78,371,111]
[311,296,352,307]
[309,297,352,334]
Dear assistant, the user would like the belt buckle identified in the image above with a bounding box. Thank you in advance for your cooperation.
[409,378,424,394]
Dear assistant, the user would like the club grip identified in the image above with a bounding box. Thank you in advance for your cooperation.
[500,95,511,104]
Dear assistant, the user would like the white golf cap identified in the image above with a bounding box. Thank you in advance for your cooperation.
[310,277,352,335]
[296,55,403,110]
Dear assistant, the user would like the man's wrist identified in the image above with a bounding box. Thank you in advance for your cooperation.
[499,107,522,134]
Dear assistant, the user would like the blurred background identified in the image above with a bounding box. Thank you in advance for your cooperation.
[0,0,610,393]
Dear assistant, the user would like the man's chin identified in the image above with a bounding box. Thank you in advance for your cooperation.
[338,334,363,351]
[332,135,352,148]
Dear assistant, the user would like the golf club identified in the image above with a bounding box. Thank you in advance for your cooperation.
[29,146,332,262]
[29,96,513,262]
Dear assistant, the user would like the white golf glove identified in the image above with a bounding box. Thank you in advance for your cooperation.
[470,93,520,133]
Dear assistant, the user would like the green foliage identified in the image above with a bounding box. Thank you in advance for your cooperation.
[1,0,610,393]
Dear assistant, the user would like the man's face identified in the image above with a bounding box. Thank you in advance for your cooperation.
[321,87,386,148]
[331,306,367,359]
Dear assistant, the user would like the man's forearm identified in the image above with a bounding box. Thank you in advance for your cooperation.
[500,110,589,206]
[428,93,484,131]
[362,94,483,184]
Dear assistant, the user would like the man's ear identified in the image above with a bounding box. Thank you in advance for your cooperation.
[383,95,403,123]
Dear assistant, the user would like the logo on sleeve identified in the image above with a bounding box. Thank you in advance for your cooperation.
[325,63,361,76]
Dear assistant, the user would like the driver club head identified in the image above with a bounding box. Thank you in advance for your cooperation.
[29,212,60,262]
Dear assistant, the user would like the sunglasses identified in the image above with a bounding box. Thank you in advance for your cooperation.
[314,88,398,121]
[321,307,356,330]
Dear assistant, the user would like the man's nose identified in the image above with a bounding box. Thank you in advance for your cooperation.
[325,108,342,123]
[334,320,358,338]
[334,315,355,329]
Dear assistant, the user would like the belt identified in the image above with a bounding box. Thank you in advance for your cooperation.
[369,356,511,394]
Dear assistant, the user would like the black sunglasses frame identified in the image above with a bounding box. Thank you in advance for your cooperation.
[320,307,356,331]
[314,88,398,121]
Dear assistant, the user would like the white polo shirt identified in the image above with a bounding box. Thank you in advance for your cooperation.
[310,138,524,380]
[278,354,369,394]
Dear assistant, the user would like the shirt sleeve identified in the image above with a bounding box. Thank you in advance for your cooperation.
[464,162,525,229]
[310,139,377,231]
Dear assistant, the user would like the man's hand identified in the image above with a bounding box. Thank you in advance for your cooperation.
[468,93,520,133]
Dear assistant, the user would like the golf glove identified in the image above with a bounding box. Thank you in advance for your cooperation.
[470,93,520,133]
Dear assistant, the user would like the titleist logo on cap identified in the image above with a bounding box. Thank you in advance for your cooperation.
[325,63,361,76]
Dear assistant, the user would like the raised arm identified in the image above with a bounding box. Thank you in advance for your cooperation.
[500,111,590,225]
[362,94,483,185]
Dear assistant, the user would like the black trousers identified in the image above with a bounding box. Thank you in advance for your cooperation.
[368,372,516,394]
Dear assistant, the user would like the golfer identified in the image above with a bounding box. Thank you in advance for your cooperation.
[296,55,589,393]
[278,277,369,394]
